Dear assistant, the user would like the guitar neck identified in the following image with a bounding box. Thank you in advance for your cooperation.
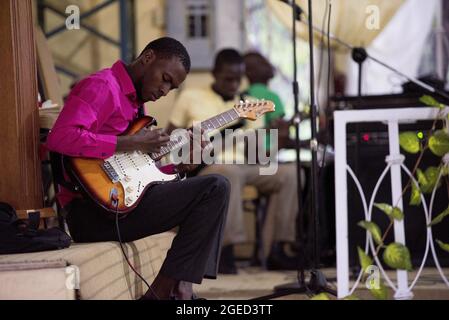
[150,108,240,159]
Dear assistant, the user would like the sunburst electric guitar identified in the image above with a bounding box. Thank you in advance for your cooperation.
[65,100,275,217]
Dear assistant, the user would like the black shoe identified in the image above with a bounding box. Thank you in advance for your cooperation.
[191,293,207,300]
[218,245,238,274]
[266,242,299,271]
[138,289,159,300]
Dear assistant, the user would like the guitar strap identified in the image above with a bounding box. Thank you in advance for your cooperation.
[137,105,146,118]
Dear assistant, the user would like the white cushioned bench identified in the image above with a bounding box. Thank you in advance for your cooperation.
[0,232,175,300]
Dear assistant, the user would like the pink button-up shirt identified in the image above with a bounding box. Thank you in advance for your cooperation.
[46,60,173,206]
[47,60,140,159]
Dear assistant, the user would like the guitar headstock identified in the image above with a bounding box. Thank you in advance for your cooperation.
[234,99,275,121]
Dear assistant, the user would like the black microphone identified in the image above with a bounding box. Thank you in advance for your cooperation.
[278,0,304,21]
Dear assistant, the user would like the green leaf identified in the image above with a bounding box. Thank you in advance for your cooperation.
[391,207,404,220]
[383,243,413,271]
[357,246,373,275]
[410,181,422,206]
[419,95,444,109]
[399,132,420,154]
[417,168,428,188]
[419,166,442,193]
[436,240,449,253]
[429,130,449,157]
[420,95,445,109]
[358,221,383,246]
[310,293,331,300]
[343,294,361,300]
[370,281,389,300]
[429,206,449,226]
[416,168,439,194]
[441,165,449,176]
[374,203,404,221]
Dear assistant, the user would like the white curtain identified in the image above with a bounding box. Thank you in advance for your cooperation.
[345,0,439,95]
[268,0,404,50]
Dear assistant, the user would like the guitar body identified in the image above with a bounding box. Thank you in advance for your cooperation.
[66,116,179,217]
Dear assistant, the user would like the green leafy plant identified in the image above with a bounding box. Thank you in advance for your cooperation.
[374,203,404,221]
[419,95,446,109]
[410,181,422,206]
[399,132,421,154]
[429,130,449,157]
[436,240,449,253]
[357,221,383,246]
[357,246,373,273]
[356,95,449,300]
[383,243,412,271]
[416,167,442,193]
[310,293,331,300]
[369,281,389,300]
[428,205,449,226]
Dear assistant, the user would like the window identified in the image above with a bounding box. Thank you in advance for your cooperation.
[187,1,210,39]
[167,0,243,70]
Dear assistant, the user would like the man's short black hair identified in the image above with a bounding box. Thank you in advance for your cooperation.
[243,51,266,62]
[140,37,191,73]
[213,48,244,73]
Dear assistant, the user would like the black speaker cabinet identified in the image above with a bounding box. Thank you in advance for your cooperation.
[345,121,449,268]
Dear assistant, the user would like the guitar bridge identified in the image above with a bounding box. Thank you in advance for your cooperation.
[102,161,120,183]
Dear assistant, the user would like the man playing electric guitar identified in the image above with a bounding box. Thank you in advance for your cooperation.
[46,37,230,300]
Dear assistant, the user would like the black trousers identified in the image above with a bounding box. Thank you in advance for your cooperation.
[66,174,230,284]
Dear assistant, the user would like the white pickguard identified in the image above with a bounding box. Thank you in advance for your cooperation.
[105,151,178,208]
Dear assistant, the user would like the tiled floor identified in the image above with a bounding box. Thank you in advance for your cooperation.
[194,267,449,300]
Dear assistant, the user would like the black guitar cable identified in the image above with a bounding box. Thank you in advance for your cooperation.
[114,202,160,300]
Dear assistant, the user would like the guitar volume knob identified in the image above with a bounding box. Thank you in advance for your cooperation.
[124,176,131,182]
[126,186,134,193]
[126,196,134,203]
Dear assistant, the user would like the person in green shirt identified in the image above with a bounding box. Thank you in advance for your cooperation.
[244,52,285,125]
[244,52,292,150]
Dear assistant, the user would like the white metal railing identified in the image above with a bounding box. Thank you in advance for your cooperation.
[334,107,449,299]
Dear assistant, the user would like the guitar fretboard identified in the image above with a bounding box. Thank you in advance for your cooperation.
[150,108,240,159]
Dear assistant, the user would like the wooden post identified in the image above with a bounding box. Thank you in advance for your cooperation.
[0,0,43,210]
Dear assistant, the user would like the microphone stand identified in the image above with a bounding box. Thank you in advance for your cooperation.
[252,0,337,300]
